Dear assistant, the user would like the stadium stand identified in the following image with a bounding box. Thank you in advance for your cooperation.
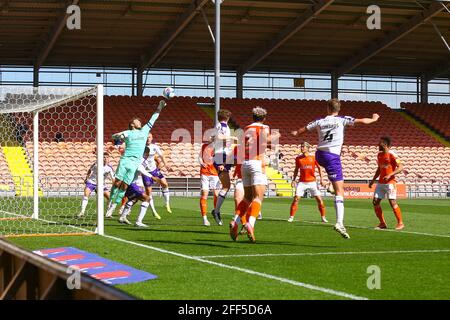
[104,96,213,144]
[401,103,450,140]
[220,98,443,147]
[1,97,448,194]
[278,144,450,184]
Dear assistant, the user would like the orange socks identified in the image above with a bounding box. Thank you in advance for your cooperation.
[290,201,298,217]
[318,203,326,217]
[245,200,262,227]
[374,206,386,225]
[236,200,250,224]
[200,197,207,216]
[247,200,261,219]
[393,206,403,224]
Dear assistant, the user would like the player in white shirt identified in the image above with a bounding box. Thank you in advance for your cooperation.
[291,98,379,239]
[78,152,115,218]
[118,147,159,228]
[113,147,160,221]
[211,109,238,225]
[145,134,172,214]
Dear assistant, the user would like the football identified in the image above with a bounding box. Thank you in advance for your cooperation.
[163,86,175,99]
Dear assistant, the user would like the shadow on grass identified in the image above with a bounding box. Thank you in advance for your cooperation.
[138,239,231,249]
[119,227,225,236]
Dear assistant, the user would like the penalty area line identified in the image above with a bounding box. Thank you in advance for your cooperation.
[101,233,369,300]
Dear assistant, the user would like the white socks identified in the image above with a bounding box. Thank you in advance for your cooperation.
[106,202,117,215]
[335,195,344,226]
[149,197,157,213]
[214,189,228,213]
[162,188,170,206]
[120,201,134,218]
[81,196,88,214]
[137,202,149,224]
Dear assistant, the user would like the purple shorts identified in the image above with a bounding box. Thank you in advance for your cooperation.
[85,181,108,193]
[213,152,233,172]
[125,183,144,201]
[213,162,232,172]
[142,175,155,188]
[315,150,343,182]
[150,168,165,180]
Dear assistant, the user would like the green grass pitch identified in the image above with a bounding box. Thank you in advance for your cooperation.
[6,197,450,300]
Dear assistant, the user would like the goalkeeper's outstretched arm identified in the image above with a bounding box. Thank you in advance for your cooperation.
[144,100,167,134]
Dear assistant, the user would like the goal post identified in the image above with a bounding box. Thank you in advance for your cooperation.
[0,85,104,237]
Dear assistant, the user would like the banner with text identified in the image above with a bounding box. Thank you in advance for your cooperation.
[343,183,406,199]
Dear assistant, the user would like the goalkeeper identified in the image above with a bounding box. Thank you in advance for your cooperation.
[106,100,166,216]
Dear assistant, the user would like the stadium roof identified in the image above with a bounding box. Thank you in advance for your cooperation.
[0,0,449,80]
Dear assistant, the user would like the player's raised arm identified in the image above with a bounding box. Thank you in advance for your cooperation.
[290,127,307,137]
[143,100,167,134]
[354,113,380,125]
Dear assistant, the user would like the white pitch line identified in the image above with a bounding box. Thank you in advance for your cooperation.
[195,249,450,259]
[101,233,368,300]
[302,219,450,239]
[221,212,450,239]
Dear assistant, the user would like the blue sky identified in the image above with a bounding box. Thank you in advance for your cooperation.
[0,66,449,108]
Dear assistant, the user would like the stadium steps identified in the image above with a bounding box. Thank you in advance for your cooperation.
[265,166,292,197]
[397,111,450,147]
[2,146,37,197]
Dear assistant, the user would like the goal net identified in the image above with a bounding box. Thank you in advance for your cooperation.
[0,86,104,237]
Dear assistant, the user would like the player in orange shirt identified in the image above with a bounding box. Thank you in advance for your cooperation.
[229,107,280,242]
[229,144,260,238]
[289,141,327,223]
[199,140,220,226]
[369,136,404,230]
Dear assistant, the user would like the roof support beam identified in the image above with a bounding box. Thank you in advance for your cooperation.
[35,0,79,68]
[139,0,209,71]
[420,75,428,103]
[239,0,335,74]
[331,73,338,99]
[424,59,450,81]
[33,65,39,87]
[335,1,446,77]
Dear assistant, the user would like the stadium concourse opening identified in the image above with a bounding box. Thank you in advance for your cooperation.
[0,0,449,302]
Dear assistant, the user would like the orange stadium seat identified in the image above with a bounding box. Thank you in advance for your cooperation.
[1,97,448,191]
[401,102,450,139]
